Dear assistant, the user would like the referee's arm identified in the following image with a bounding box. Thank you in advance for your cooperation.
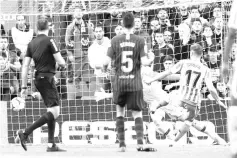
[50,39,66,68]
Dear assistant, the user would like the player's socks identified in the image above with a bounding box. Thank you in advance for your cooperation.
[48,118,56,144]
[164,128,175,140]
[174,121,191,142]
[24,112,54,136]
[228,106,237,156]
[116,116,126,147]
[135,117,144,145]
[200,122,227,145]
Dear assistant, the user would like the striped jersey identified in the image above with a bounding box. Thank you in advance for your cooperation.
[228,0,237,30]
[107,34,146,92]
[170,60,209,106]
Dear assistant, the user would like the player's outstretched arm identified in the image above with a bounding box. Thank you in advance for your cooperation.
[144,70,173,84]
[163,74,180,81]
[144,60,183,84]
[205,69,227,109]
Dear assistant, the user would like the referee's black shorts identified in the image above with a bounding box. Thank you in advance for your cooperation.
[34,73,59,107]
[113,90,145,111]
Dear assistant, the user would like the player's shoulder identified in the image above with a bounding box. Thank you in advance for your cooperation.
[176,59,187,65]
[111,34,124,42]
[131,34,145,41]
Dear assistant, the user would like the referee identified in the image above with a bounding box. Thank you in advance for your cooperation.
[16,17,66,152]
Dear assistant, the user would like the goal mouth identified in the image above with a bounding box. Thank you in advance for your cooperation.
[0,0,232,146]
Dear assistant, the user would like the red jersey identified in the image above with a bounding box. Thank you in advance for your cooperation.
[107,34,146,92]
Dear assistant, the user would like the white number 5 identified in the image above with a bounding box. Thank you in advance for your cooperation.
[121,51,133,73]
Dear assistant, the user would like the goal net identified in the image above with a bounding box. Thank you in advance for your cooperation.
[0,0,233,145]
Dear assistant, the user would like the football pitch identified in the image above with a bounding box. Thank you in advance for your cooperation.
[0,144,231,158]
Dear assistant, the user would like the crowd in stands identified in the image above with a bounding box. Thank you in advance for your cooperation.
[0,2,235,101]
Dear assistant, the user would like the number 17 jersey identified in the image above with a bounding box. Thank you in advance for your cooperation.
[107,34,146,92]
[171,60,209,106]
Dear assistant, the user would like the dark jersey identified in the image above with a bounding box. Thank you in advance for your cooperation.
[107,34,146,92]
[25,34,59,74]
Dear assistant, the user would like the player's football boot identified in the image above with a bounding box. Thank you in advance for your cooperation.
[118,143,126,152]
[168,140,175,147]
[15,129,28,151]
[212,138,227,145]
[137,144,157,152]
[46,144,66,152]
[166,127,176,141]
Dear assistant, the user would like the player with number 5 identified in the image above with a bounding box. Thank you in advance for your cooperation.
[103,12,155,152]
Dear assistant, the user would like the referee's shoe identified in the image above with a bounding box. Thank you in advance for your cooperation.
[15,129,28,151]
[47,144,66,152]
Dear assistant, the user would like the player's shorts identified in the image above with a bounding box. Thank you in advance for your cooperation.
[34,73,60,108]
[160,90,200,122]
[113,90,144,111]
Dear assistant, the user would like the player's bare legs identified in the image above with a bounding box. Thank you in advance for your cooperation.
[192,120,227,145]
[174,120,192,143]
[170,102,197,145]
[116,105,126,152]
[150,107,175,140]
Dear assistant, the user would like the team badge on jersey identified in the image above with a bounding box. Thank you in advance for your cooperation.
[81,37,89,46]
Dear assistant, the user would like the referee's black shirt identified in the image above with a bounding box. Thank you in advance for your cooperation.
[25,34,58,74]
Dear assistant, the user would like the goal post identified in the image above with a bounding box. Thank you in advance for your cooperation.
[0,0,234,145]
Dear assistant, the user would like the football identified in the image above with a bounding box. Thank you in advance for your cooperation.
[10,97,25,112]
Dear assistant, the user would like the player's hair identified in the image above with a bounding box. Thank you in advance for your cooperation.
[158,8,168,14]
[123,12,134,29]
[94,23,104,31]
[150,17,159,22]
[134,15,142,20]
[163,55,175,63]
[191,5,199,12]
[190,43,203,56]
[154,29,164,35]
[202,23,212,32]
[191,18,202,25]
[37,17,49,31]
